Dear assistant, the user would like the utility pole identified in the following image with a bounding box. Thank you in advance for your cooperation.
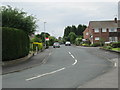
[44,22,47,48]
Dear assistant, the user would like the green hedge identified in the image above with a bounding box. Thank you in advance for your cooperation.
[2,27,30,61]
[111,42,120,48]
[90,42,101,47]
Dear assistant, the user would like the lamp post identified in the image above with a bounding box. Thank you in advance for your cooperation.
[44,22,47,48]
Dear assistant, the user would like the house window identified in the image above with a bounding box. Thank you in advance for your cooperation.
[86,32,89,35]
[109,28,117,32]
[95,37,99,40]
[94,29,99,32]
[102,29,107,32]
[109,37,118,42]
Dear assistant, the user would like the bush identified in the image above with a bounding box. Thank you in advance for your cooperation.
[103,46,112,50]
[2,27,30,61]
[33,42,43,51]
[81,43,89,47]
[111,42,120,48]
[90,42,101,47]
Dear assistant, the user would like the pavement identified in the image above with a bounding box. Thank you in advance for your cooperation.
[77,46,119,88]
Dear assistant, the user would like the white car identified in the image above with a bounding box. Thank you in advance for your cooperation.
[65,41,71,46]
[53,42,60,48]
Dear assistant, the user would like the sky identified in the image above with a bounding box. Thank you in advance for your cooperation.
[1,0,119,38]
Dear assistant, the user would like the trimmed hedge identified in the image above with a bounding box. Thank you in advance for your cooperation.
[33,42,43,51]
[90,42,101,47]
[2,27,30,61]
[111,42,120,48]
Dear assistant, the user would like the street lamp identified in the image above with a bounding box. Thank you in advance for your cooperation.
[44,22,47,48]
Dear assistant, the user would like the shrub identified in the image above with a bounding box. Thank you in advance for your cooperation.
[82,43,89,47]
[111,42,120,48]
[2,27,30,61]
[103,46,112,50]
[90,42,101,47]
[33,42,43,51]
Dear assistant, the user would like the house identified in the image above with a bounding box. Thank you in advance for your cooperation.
[83,20,120,44]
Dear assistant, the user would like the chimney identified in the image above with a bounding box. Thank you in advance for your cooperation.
[114,17,117,23]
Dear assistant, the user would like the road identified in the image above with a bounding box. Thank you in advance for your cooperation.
[2,45,113,88]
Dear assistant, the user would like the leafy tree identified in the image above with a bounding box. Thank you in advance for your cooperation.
[49,36,56,46]
[71,25,77,34]
[68,32,77,44]
[77,24,87,36]
[1,5,37,35]
[64,26,71,37]
[75,38,82,46]
[31,36,42,43]
[35,32,50,43]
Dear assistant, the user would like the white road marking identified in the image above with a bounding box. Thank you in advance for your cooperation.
[26,51,78,81]
[69,52,71,55]
[114,62,117,67]
[68,52,78,66]
[71,55,75,59]
[26,67,65,81]
[72,59,77,65]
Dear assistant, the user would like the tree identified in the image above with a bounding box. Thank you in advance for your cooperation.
[1,5,37,35]
[64,26,71,37]
[77,24,87,36]
[49,36,56,46]
[68,32,77,44]
[75,38,82,46]
[71,25,77,34]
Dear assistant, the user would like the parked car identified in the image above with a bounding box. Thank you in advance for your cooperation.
[53,42,60,48]
[65,41,71,46]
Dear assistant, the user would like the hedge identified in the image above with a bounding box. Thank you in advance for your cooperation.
[2,27,30,61]
[111,42,120,48]
[32,42,43,51]
[90,42,101,47]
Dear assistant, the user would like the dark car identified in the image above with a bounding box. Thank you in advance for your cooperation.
[65,41,71,46]
[53,42,60,48]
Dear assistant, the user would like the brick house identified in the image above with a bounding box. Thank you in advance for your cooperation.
[83,20,120,44]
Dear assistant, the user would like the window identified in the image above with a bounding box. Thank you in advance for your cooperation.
[102,29,107,32]
[86,32,89,35]
[95,37,99,40]
[94,29,99,32]
[109,28,117,32]
[109,37,118,42]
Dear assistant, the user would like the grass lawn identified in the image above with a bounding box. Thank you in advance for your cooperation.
[111,48,120,51]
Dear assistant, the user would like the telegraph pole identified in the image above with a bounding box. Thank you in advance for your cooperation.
[44,22,47,48]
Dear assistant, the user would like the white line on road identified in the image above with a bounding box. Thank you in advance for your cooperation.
[68,52,78,66]
[68,52,71,55]
[114,62,117,67]
[71,55,75,59]
[72,59,77,65]
[26,67,66,81]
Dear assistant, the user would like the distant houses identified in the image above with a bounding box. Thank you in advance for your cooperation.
[83,20,120,44]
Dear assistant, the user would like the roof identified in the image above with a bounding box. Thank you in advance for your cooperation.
[89,20,118,28]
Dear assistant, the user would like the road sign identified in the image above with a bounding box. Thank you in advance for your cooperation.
[45,38,49,41]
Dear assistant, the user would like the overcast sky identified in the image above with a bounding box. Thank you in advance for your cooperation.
[1,1,119,38]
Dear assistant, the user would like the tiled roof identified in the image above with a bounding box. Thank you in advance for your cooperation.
[89,20,118,28]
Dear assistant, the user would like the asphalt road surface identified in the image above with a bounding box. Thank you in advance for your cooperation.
[2,45,113,88]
